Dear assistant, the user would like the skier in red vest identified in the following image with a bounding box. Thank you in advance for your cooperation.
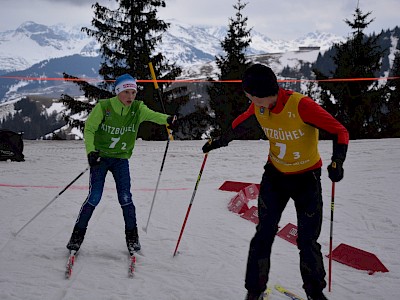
[202,64,349,300]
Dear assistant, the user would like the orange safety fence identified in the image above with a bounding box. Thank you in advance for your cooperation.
[0,75,399,83]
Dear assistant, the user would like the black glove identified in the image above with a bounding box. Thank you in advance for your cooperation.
[202,138,228,153]
[327,159,344,182]
[167,115,178,131]
[88,151,101,167]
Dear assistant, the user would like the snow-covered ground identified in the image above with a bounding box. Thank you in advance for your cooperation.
[0,139,399,299]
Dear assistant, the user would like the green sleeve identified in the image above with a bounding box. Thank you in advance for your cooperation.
[84,103,104,154]
[138,102,169,124]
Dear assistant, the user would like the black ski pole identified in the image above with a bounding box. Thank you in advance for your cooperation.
[142,62,173,233]
[328,180,336,292]
[14,166,90,237]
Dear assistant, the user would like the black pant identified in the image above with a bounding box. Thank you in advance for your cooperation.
[245,162,326,295]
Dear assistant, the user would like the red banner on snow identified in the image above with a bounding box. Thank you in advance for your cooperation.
[243,184,259,200]
[227,190,249,214]
[241,206,259,224]
[224,181,260,224]
[327,243,389,274]
[219,181,260,192]
[276,223,298,245]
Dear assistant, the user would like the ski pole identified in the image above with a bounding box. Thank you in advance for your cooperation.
[142,139,170,233]
[14,166,90,237]
[173,150,209,257]
[148,61,173,140]
[328,180,336,292]
[142,62,173,233]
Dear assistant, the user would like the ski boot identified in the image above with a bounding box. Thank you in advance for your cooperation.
[66,226,86,252]
[125,227,141,255]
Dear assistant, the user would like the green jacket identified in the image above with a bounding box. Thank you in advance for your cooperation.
[84,97,169,159]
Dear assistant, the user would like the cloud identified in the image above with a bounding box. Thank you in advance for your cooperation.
[0,0,398,40]
[42,0,100,5]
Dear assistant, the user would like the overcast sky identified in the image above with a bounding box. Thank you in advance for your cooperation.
[0,0,399,40]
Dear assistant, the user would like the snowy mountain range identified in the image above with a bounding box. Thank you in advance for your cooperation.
[0,22,98,74]
[0,20,346,75]
[0,20,347,107]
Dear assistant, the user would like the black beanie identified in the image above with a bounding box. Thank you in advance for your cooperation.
[242,64,279,97]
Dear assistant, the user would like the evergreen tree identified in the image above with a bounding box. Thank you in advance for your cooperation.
[61,0,182,140]
[314,7,387,139]
[383,52,400,137]
[160,82,213,140]
[207,0,258,138]
[0,97,66,139]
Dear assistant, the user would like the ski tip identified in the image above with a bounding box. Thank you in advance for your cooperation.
[65,271,72,279]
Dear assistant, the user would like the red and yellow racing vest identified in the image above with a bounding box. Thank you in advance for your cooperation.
[254,92,320,173]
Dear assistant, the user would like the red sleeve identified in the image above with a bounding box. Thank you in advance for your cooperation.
[298,97,349,145]
[232,103,255,129]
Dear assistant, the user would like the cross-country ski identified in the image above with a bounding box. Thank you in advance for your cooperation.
[65,250,77,279]
[128,254,136,278]
[274,285,305,300]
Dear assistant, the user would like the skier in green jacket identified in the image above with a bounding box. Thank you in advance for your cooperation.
[66,74,176,255]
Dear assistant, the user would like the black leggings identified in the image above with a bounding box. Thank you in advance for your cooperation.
[245,162,326,295]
